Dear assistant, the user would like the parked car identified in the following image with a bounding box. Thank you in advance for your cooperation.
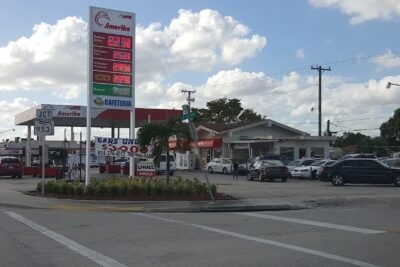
[286,158,318,173]
[291,159,335,180]
[248,154,291,168]
[206,158,233,174]
[315,160,337,179]
[0,156,22,178]
[337,153,376,160]
[246,160,289,182]
[319,159,400,186]
[380,158,400,168]
[155,154,176,176]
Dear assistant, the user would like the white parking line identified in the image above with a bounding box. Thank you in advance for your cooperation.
[235,212,385,234]
[4,210,127,267]
[134,213,378,267]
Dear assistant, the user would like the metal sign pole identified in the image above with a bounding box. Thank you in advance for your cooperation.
[41,136,45,195]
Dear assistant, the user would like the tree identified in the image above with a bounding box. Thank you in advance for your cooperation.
[136,116,191,183]
[333,132,389,156]
[192,97,263,123]
[380,108,400,146]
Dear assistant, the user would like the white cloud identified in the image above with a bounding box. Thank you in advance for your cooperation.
[309,0,400,24]
[373,49,400,69]
[1,9,398,139]
[295,48,305,59]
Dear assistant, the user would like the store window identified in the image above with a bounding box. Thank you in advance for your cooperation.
[279,147,294,161]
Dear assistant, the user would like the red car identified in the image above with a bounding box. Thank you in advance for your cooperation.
[0,156,22,178]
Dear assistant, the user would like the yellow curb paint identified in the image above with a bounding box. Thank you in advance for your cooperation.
[383,227,400,233]
[50,205,144,212]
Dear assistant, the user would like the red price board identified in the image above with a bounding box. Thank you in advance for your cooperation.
[94,32,132,49]
[93,47,132,61]
[93,59,131,73]
[93,71,132,85]
[89,7,135,110]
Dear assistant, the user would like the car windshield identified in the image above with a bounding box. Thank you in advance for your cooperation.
[262,160,284,166]
[311,160,325,166]
[288,160,301,166]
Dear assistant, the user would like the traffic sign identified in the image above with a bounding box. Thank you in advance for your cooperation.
[34,120,54,136]
[36,109,53,120]
[182,104,189,115]
[181,112,198,120]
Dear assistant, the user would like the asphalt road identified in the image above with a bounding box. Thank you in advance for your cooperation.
[1,170,400,266]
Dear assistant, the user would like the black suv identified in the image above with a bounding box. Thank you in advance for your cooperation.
[319,159,400,186]
[0,156,22,178]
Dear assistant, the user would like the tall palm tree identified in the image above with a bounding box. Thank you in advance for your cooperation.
[137,116,191,183]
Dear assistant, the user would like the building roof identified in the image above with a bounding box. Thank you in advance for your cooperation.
[195,119,310,136]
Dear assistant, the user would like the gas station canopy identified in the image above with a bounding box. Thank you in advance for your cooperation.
[15,104,182,128]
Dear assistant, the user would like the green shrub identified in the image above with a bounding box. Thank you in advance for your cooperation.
[74,183,84,195]
[37,177,217,197]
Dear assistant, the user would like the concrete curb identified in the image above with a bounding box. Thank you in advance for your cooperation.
[0,189,310,213]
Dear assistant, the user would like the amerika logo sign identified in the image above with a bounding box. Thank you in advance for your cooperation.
[95,11,110,26]
[95,11,131,32]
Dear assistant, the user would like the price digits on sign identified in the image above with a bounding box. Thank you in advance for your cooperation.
[113,62,131,73]
[107,35,131,49]
[113,74,131,85]
[101,144,138,153]
[112,50,131,61]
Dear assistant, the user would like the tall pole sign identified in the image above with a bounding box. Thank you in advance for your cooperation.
[87,7,136,185]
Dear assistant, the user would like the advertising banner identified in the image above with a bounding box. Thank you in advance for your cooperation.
[136,163,155,177]
[94,136,138,157]
[89,7,135,110]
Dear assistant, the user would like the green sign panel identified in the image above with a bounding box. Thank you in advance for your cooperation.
[93,83,132,97]
[181,112,199,120]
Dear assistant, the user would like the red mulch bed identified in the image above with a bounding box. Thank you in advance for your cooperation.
[29,191,235,201]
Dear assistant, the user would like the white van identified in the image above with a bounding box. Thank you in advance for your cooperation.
[155,154,176,175]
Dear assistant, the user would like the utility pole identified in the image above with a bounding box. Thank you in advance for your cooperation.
[311,65,331,136]
[181,89,196,112]
[181,89,215,202]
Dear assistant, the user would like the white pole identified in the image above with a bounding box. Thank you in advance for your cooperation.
[41,136,45,195]
[85,7,93,186]
[130,13,136,177]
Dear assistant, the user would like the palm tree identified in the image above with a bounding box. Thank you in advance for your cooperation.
[136,116,191,183]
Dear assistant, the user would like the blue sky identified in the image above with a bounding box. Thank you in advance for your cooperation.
[0,0,399,140]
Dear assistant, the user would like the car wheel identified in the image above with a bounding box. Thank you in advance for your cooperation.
[223,168,227,174]
[331,174,345,186]
[281,177,287,182]
[259,172,264,182]
[208,167,213,174]
[18,173,22,179]
[246,173,253,181]
[394,176,400,187]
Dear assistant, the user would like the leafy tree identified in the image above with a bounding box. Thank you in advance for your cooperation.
[333,132,389,156]
[136,116,191,183]
[192,97,263,123]
[380,108,400,146]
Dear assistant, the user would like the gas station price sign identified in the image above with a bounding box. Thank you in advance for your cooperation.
[89,7,135,110]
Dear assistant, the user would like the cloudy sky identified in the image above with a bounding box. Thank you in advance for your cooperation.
[0,0,399,141]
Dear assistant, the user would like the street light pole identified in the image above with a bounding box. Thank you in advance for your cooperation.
[386,82,400,89]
